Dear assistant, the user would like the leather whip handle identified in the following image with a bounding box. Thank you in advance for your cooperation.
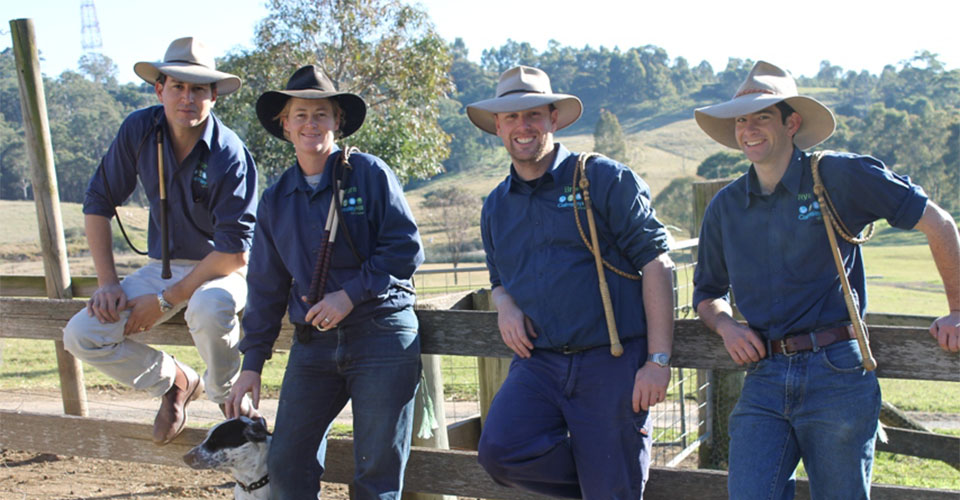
[306,191,340,304]
[578,153,623,357]
[156,129,171,280]
[812,152,876,371]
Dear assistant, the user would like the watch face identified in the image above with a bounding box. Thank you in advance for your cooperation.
[650,353,670,366]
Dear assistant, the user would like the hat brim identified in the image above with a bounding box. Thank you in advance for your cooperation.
[466,94,583,135]
[255,89,367,141]
[134,62,241,96]
[695,94,836,150]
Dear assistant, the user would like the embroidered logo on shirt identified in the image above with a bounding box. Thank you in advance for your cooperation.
[557,186,585,209]
[340,187,365,215]
[798,200,822,221]
[192,162,209,202]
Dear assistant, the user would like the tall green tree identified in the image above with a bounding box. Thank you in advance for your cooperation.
[593,109,627,162]
[217,0,453,183]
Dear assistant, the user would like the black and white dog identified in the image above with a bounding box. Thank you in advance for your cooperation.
[183,416,271,500]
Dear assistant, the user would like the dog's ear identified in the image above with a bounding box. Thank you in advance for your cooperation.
[244,416,271,443]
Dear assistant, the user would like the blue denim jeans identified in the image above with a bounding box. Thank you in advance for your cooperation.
[478,338,652,499]
[267,308,421,500]
[728,339,881,500]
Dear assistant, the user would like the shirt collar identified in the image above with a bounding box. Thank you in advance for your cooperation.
[281,145,343,196]
[744,147,804,208]
[505,143,572,192]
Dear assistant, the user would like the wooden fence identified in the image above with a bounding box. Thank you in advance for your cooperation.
[2,291,958,499]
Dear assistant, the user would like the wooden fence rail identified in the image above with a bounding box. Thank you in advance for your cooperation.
[1,294,958,499]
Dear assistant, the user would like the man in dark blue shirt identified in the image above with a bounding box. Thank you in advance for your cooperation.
[225,65,424,498]
[467,65,675,498]
[63,37,259,446]
[693,61,959,499]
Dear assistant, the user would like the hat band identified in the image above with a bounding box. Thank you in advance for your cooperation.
[165,59,207,67]
[498,88,546,98]
[734,88,775,98]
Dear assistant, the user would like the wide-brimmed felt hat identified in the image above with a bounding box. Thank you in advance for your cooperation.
[695,60,835,150]
[134,37,241,95]
[256,65,367,141]
[467,66,582,135]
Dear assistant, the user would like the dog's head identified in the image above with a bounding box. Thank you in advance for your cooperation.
[183,416,271,471]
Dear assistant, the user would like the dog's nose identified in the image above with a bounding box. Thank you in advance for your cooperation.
[182,448,204,469]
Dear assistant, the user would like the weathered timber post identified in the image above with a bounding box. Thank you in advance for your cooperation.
[472,289,510,427]
[692,179,739,470]
[10,18,87,417]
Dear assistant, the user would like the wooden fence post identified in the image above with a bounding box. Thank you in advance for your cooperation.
[692,180,739,470]
[472,289,510,427]
[9,18,87,417]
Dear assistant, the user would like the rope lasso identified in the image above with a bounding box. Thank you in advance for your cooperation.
[811,151,874,245]
[811,150,877,371]
[572,152,631,357]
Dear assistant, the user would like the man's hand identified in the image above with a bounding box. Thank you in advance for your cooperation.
[303,290,354,330]
[225,370,261,419]
[494,292,537,358]
[718,321,766,365]
[930,311,960,352]
[87,283,127,324]
[633,363,671,412]
[123,293,164,335]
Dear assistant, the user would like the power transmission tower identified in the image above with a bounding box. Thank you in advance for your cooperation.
[80,0,103,53]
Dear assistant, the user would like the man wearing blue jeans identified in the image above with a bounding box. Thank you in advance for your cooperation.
[226,65,424,499]
[693,61,960,499]
[467,66,676,498]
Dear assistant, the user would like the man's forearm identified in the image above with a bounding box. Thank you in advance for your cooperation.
[915,201,960,311]
[696,296,739,337]
[642,253,675,355]
[85,214,119,286]
[163,250,247,305]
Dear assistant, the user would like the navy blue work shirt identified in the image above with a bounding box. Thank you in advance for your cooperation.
[83,105,258,259]
[693,148,928,340]
[239,147,424,372]
[481,143,670,350]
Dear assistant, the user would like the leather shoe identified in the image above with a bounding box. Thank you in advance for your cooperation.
[219,394,262,420]
[153,359,203,445]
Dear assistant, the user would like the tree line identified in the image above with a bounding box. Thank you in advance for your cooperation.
[2,0,956,222]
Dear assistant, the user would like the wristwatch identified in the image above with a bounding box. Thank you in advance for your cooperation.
[157,290,174,313]
[647,352,671,368]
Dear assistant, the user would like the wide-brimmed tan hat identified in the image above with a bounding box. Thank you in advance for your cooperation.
[134,37,241,95]
[467,66,582,135]
[256,65,367,141]
[695,61,835,150]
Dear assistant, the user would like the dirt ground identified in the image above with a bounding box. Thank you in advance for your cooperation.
[0,449,352,500]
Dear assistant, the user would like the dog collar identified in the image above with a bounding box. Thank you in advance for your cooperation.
[238,474,269,492]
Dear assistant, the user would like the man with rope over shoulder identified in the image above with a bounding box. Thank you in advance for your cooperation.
[692,61,960,500]
[467,66,676,499]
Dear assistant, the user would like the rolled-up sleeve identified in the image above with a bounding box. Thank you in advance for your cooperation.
[83,114,145,218]
[209,148,258,254]
[692,200,731,311]
[596,160,670,271]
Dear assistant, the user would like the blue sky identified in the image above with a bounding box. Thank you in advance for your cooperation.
[3,0,956,85]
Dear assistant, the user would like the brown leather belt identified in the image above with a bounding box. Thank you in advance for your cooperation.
[768,326,855,356]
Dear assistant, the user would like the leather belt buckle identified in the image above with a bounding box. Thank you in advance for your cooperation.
[779,338,798,356]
